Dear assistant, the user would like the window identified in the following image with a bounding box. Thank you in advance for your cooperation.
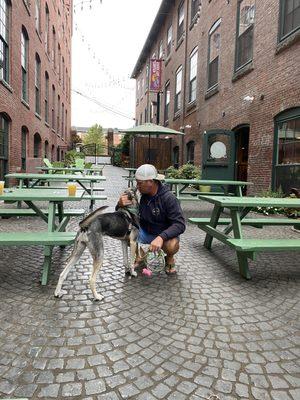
[0,0,10,82]
[164,81,170,123]
[158,39,163,59]
[191,0,199,21]
[137,80,140,100]
[65,109,67,138]
[21,126,27,171]
[62,57,65,90]
[279,0,300,40]
[33,132,41,158]
[167,25,172,56]
[208,19,221,90]
[44,140,49,158]
[274,108,300,193]
[186,141,195,164]
[57,95,60,134]
[51,85,55,130]
[144,107,148,123]
[45,3,50,54]
[173,146,179,168]
[177,2,185,42]
[21,27,29,102]
[35,0,41,33]
[45,72,49,123]
[61,103,64,138]
[0,113,9,179]
[146,64,149,91]
[52,27,56,69]
[35,53,41,115]
[235,0,255,70]
[189,47,198,103]
[141,77,144,96]
[58,43,61,81]
[175,66,183,113]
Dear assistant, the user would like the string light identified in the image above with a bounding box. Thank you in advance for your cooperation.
[73,89,134,121]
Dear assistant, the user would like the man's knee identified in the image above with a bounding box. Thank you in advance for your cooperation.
[162,238,179,255]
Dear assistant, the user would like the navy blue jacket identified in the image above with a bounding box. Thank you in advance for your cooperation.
[139,183,186,240]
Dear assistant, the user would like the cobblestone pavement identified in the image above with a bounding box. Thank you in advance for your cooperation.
[0,166,299,400]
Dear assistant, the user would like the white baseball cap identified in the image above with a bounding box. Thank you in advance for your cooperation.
[135,164,165,181]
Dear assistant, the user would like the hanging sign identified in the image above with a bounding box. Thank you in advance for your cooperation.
[149,59,162,92]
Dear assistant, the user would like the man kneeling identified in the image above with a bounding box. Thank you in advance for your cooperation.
[118,164,186,274]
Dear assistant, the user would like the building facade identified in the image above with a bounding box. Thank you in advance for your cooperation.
[0,0,72,178]
[132,0,300,194]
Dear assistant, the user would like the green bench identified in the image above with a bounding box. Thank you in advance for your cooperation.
[189,217,300,228]
[0,231,77,285]
[0,209,86,218]
[227,238,300,252]
[82,195,107,201]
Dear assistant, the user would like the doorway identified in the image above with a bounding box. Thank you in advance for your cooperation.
[233,125,249,185]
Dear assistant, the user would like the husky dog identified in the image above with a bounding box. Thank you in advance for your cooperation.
[55,188,139,301]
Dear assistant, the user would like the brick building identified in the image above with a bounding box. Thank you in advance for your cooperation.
[0,0,72,179]
[132,0,300,194]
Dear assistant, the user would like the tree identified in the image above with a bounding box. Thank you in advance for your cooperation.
[83,124,106,154]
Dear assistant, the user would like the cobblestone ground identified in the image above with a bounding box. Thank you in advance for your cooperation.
[0,166,299,400]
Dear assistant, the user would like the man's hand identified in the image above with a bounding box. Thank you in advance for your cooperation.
[118,194,133,208]
[150,236,164,253]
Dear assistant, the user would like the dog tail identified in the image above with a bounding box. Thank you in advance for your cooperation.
[79,205,109,230]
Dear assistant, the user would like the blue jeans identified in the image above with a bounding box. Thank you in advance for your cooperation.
[137,228,157,244]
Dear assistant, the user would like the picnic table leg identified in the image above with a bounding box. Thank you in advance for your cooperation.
[48,202,56,232]
[223,207,252,235]
[204,205,223,249]
[41,245,53,285]
[230,209,251,279]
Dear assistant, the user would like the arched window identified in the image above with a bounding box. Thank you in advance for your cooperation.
[273,107,300,194]
[52,85,55,130]
[45,71,49,123]
[189,47,198,103]
[21,126,28,171]
[174,66,183,113]
[33,132,41,158]
[56,147,60,161]
[45,3,50,54]
[35,0,41,33]
[0,113,10,179]
[44,140,49,158]
[0,0,10,82]
[186,141,195,165]
[35,53,41,115]
[235,0,255,70]
[173,146,179,169]
[51,144,55,161]
[21,27,29,102]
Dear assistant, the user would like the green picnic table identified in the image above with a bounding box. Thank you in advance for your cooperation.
[37,165,105,175]
[6,173,107,209]
[0,188,86,285]
[189,195,300,279]
[164,179,252,201]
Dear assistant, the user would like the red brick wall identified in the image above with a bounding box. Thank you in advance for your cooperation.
[0,0,72,174]
[134,0,300,194]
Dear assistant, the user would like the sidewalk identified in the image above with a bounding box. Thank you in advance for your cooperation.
[0,165,299,399]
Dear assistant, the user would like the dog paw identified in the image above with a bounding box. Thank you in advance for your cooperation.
[54,292,63,299]
[131,270,138,278]
[93,294,104,302]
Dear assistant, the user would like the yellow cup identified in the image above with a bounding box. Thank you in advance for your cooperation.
[0,181,4,195]
[67,183,77,196]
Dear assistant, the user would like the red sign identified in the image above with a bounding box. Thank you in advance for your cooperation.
[149,59,162,92]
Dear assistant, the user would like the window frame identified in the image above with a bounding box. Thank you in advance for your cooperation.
[191,0,199,22]
[234,0,255,71]
[21,127,27,171]
[35,53,41,115]
[207,19,221,91]
[21,27,29,102]
[189,47,198,103]
[45,71,49,123]
[279,0,300,41]
[186,140,195,164]
[0,0,10,83]
[166,24,172,56]
[164,80,170,124]
[177,1,185,43]
[174,66,183,113]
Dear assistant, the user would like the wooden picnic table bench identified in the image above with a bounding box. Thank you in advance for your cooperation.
[6,173,106,209]
[0,188,85,285]
[37,165,105,175]
[164,179,252,201]
[189,195,300,279]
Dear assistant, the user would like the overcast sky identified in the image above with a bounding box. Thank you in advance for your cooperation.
[71,0,162,130]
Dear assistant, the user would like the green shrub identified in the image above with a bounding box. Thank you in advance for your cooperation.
[52,161,65,168]
[64,150,85,166]
[84,162,93,169]
[166,164,201,180]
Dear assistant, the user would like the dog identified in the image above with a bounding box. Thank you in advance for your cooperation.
[54,188,139,301]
